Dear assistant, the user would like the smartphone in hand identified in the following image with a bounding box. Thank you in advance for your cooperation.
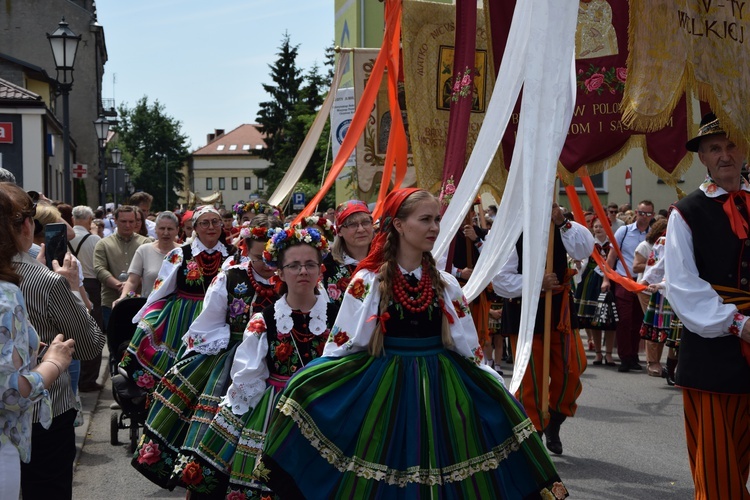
[44,222,68,269]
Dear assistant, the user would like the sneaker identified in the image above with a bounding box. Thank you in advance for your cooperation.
[493,365,504,376]
[110,402,121,410]
[617,362,631,373]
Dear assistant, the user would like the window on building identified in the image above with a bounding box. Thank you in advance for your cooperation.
[219,177,225,190]
[559,172,607,193]
[258,177,265,190]
[244,177,252,190]
[229,145,237,151]
[231,177,238,190]
[206,177,213,190]
[216,145,225,151]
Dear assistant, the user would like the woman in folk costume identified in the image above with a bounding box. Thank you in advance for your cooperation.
[574,217,617,366]
[323,200,375,305]
[254,188,569,499]
[638,218,680,383]
[131,214,282,490]
[173,219,338,499]
[119,206,229,390]
[223,201,282,270]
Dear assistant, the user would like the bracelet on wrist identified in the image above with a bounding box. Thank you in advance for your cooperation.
[41,359,62,378]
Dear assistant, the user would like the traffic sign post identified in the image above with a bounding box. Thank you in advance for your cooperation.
[625,167,632,208]
[291,192,305,211]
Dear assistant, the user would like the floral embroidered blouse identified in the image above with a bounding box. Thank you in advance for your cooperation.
[321,268,503,385]
[221,294,334,415]
[322,252,358,305]
[132,238,228,324]
[0,281,51,463]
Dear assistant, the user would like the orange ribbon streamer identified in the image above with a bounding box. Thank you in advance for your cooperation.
[565,171,646,294]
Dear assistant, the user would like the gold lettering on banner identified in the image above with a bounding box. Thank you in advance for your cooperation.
[570,122,591,134]
[416,44,429,77]
[677,0,746,44]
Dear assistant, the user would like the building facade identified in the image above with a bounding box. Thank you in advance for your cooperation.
[190,125,270,210]
[1,0,109,204]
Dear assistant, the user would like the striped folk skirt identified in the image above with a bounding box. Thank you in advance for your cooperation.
[131,334,241,489]
[639,291,674,343]
[119,293,204,389]
[255,336,568,499]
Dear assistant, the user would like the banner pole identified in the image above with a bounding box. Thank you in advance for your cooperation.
[541,178,558,427]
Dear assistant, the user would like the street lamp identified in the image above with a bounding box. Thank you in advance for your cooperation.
[47,18,81,205]
[94,116,109,207]
[110,147,122,207]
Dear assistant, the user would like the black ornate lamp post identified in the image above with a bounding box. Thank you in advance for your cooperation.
[47,18,81,204]
[94,115,110,208]
[110,147,122,207]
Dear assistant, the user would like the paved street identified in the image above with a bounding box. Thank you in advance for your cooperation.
[71,350,695,499]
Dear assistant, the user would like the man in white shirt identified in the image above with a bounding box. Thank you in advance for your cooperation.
[665,112,750,498]
[492,204,594,455]
[602,200,654,372]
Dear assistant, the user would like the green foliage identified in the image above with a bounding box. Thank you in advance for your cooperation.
[287,180,335,214]
[256,35,337,202]
[114,97,190,210]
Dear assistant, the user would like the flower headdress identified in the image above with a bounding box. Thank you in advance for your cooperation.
[262,217,331,269]
[233,200,280,218]
[239,221,272,241]
[297,214,335,241]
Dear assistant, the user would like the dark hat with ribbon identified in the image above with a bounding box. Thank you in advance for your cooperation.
[686,112,727,152]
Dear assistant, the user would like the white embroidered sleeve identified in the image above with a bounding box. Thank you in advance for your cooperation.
[183,271,230,356]
[322,270,381,357]
[220,312,270,415]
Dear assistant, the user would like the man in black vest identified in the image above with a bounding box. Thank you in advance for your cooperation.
[492,204,594,455]
[665,113,750,498]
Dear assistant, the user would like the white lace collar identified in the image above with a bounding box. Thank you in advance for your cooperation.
[398,263,422,279]
[191,237,228,258]
[700,174,750,198]
[252,267,272,285]
[342,251,359,266]
[274,293,328,336]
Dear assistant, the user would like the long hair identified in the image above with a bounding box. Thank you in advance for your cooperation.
[368,190,452,356]
[0,183,34,285]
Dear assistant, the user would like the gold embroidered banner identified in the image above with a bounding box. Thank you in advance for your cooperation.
[352,49,417,201]
[623,0,750,147]
[401,0,505,199]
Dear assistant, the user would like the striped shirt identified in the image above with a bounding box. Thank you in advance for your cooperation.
[14,252,105,422]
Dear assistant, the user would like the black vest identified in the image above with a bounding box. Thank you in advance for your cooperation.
[674,189,750,393]
[501,228,576,335]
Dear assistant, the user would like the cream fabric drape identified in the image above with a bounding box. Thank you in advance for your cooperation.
[432,0,579,393]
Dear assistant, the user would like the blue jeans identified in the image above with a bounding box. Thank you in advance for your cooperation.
[102,306,112,331]
[68,360,80,396]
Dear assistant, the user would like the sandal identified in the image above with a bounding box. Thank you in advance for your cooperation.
[647,362,663,377]
[605,352,617,367]
[593,351,603,365]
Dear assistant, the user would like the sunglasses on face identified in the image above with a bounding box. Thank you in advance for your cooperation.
[637,211,653,217]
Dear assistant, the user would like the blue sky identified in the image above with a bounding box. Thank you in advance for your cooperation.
[99,0,334,151]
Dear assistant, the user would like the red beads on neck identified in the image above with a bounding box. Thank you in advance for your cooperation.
[393,266,434,313]
[248,268,275,298]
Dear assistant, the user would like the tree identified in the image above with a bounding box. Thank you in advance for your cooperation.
[256,32,304,194]
[114,97,190,210]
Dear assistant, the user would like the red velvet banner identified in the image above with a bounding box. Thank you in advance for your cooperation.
[487,0,689,176]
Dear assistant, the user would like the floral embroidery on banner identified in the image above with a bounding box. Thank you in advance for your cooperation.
[439,176,456,207]
[577,64,626,95]
[449,66,474,102]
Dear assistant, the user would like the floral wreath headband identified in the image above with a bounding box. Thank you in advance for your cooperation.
[233,200,280,217]
[239,221,272,241]
[262,216,334,269]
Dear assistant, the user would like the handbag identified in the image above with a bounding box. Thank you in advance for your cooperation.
[591,291,619,329]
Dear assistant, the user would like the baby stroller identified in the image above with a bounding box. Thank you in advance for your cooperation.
[107,297,148,453]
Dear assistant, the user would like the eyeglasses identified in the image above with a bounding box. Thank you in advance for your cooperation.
[608,210,618,214]
[636,211,653,217]
[249,255,268,267]
[196,218,223,228]
[341,219,373,230]
[281,262,320,274]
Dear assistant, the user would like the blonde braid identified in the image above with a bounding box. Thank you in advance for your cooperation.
[422,251,453,347]
[368,229,398,356]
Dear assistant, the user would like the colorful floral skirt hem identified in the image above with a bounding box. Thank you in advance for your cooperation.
[132,340,239,489]
[256,336,568,499]
[639,291,673,343]
[119,295,203,386]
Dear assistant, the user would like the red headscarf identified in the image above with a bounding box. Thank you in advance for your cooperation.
[334,200,371,234]
[355,188,421,274]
